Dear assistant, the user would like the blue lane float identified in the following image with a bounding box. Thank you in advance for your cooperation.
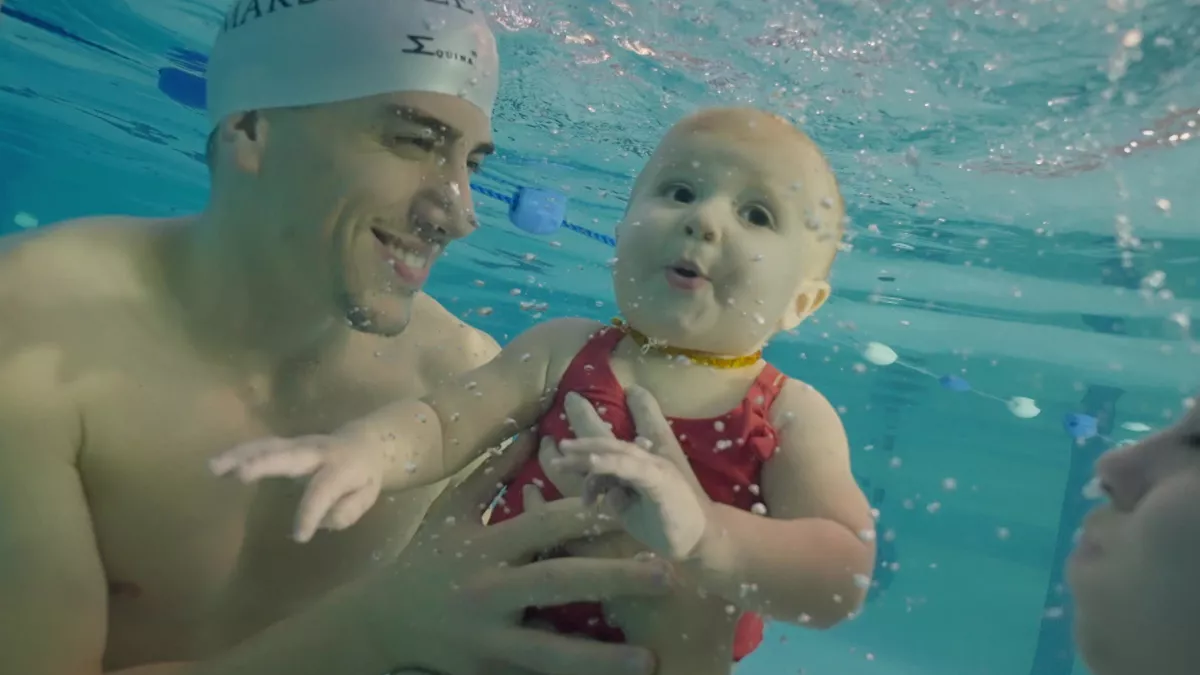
[938,374,971,392]
[1063,413,1099,441]
[509,187,567,235]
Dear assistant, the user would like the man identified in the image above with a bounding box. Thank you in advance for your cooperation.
[0,1,669,674]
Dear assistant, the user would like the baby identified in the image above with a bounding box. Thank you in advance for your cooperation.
[211,107,876,673]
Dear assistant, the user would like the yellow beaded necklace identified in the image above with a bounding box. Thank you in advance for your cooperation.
[610,317,763,369]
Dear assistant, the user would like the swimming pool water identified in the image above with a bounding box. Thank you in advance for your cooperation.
[2,1,1198,674]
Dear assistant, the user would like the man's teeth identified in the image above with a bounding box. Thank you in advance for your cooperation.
[396,249,429,269]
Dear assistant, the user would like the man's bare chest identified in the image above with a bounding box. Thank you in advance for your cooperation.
[78,348,437,666]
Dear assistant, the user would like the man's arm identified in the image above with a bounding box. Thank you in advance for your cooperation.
[688,380,877,628]
[0,341,109,674]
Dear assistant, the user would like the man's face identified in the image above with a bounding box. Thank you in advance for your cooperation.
[244,90,494,336]
[1068,397,1200,675]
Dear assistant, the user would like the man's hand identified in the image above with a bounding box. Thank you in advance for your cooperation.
[366,430,674,675]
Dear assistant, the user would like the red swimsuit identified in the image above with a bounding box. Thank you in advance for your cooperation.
[487,327,787,662]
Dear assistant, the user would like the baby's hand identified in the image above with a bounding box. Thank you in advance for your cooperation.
[537,435,588,498]
[552,389,713,561]
[554,436,707,560]
[209,433,386,542]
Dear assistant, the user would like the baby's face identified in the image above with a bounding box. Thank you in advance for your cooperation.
[611,116,841,355]
[1068,397,1200,675]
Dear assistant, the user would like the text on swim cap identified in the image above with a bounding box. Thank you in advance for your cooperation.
[402,35,477,66]
[221,0,477,35]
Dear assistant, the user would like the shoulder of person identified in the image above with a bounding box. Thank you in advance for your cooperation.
[0,219,136,466]
[411,293,501,371]
[0,215,156,314]
[768,376,847,442]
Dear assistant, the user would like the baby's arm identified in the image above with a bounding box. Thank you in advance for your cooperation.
[686,380,877,628]
[344,318,572,490]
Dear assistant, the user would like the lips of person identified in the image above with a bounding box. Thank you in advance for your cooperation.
[664,260,708,291]
[371,226,435,286]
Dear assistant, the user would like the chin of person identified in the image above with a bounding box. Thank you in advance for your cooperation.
[342,290,415,337]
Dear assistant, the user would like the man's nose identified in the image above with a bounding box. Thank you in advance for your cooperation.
[420,177,478,241]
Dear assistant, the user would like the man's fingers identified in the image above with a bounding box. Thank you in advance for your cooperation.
[482,626,656,675]
[482,555,672,611]
[486,496,616,562]
[537,434,562,467]
[522,483,548,512]
[564,392,616,439]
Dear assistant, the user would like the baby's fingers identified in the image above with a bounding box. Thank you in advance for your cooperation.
[294,467,365,543]
[582,474,623,508]
[238,447,325,484]
[209,438,284,476]
[321,483,382,532]
[209,438,324,483]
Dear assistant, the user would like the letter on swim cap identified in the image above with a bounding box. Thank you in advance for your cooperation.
[206,0,500,124]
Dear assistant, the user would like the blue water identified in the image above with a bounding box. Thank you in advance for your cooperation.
[2,1,1198,674]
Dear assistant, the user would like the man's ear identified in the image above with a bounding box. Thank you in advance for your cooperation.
[220,110,268,175]
[778,278,830,331]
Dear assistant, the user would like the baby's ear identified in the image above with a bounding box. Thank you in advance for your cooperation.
[778,279,830,331]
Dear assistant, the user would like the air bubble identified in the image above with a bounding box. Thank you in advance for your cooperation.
[13,211,37,229]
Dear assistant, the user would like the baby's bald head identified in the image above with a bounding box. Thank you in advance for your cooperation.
[641,107,845,278]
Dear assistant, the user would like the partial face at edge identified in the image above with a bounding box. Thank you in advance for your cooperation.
[221,90,494,336]
[611,119,841,356]
[1068,397,1200,675]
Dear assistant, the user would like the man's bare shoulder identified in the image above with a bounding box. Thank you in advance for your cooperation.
[0,216,169,460]
[0,215,168,312]
[410,293,501,375]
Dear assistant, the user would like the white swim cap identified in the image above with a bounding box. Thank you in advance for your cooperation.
[206,0,500,125]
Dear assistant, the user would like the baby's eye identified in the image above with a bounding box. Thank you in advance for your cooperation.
[739,204,774,227]
[666,184,696,204]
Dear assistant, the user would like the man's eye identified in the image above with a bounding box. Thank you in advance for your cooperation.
[390,136,436,150]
